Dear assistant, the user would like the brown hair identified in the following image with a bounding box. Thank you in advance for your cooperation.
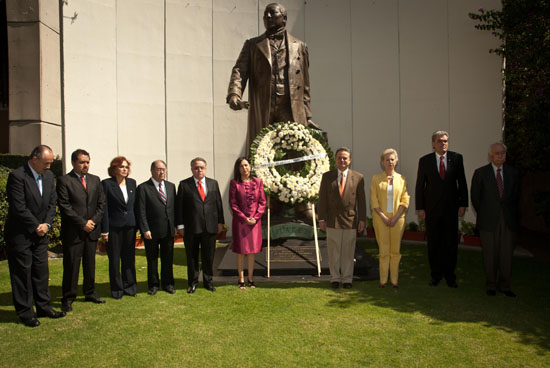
[108,156,131,178]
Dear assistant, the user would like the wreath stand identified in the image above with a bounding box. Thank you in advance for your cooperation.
[266,197,322,278]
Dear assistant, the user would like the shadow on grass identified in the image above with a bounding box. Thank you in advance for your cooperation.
[321,241,550,356]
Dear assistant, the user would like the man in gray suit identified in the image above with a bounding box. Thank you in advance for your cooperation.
[471,142,519,297]
[137,160,177,295]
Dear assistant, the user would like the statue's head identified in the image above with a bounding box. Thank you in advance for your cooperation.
[263,3,287,33]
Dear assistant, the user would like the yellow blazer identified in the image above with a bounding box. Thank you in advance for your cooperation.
[370,172,410,215]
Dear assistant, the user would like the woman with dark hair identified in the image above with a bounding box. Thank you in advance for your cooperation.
[229,157,266,289]
[101,156,137,299]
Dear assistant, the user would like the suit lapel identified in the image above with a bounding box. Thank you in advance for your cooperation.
[484,164,500,199]
[256,35,271,67]
[24,164,43,205]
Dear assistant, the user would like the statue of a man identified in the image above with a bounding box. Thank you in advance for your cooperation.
[227,3,319,150]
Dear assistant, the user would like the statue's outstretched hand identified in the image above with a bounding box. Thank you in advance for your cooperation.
[229,95,242,110]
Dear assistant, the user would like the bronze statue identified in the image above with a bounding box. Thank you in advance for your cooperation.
[227,3,319,150]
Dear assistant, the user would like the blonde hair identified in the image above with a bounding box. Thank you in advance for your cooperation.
[380,148,398,162]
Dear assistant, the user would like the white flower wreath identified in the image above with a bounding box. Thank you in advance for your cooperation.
[250,122,334,204]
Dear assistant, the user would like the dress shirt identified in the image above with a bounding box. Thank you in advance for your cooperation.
[386,181,394,214]
[28,164,42,196]
[491,163,504,189]
[193,177,208,196]
[435,152,447,173]
[338,169,349,188]
[120,184,128,203]
[151,178,166,197]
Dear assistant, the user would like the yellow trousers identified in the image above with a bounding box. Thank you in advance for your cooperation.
[373,211,405,285]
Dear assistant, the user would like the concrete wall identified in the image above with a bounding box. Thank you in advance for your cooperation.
[7,0,62,156]
[61,0,502,225]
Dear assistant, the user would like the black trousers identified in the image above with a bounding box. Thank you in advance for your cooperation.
[7,233,52,321]
[107,226,137,298]
[144,235,174,290]
[62,236,98,302]
[185,232,216,287]
[480,212,515,291]
[426,211,459,284]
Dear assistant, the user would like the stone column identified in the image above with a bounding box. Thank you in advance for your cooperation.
[6,0,62,155]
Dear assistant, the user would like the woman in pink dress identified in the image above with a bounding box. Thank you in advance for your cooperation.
[229,157,266,289]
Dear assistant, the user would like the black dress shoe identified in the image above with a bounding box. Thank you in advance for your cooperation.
[343,283,352,289]
[499,290,516,297]
[187,285,197,294]
[447,282,458,288]
[22,317,40,327]
[330,282,339,289]
[148,287,158,295]
[486,290,496,296]
[164,286,176,294]
[84,296,106,304]
[123,291,137,297]
[37,309,66,319]
[205,285,216,292]
[61,301,73,312]
[429,279,440,287]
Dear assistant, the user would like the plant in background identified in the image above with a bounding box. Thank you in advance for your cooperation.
[406,221,419,232]
[469,1,550,171]
[460,220,477,236]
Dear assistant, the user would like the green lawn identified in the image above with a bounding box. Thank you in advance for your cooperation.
[0,240,548,367]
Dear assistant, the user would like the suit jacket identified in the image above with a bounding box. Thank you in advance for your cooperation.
[101,177,137,232]
[318,169,367,229]
[4,163,57,241]
[471,163,519,232]
[176,177,225,235]
[227,31,311,143]
[370,171,410,214]
[136,179,176,239]
[415,151,468,216]
[56,171,105,242]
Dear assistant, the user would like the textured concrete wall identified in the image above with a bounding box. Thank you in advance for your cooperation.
[7,0,62,156]
[61,0,502,225]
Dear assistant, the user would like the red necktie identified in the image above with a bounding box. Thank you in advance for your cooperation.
[80,175,87,190]
[439,156,446,180]
[496,168,504,198]
[197,180,206,201]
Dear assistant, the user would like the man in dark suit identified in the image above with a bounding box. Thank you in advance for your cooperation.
[415,131,468,288]
[227,2,318,150]
[471,143,519,297]
[176,157,225,294]
[318,148,367,289]
[5,145,65,327]
[57,149,105,312]
[137,160,177,295]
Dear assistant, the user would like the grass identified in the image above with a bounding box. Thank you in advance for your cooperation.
[0,240,549,367]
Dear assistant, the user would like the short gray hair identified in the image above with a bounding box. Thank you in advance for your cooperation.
[190,157,207,167]
[489,142,507,154]
[431,130,449,142]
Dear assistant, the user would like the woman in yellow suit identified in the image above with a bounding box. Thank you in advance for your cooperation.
[370,148,410,288]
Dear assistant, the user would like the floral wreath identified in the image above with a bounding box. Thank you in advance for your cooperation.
[249,122,335,204]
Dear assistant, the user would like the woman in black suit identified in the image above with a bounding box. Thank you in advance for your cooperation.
[101,156,137,299]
